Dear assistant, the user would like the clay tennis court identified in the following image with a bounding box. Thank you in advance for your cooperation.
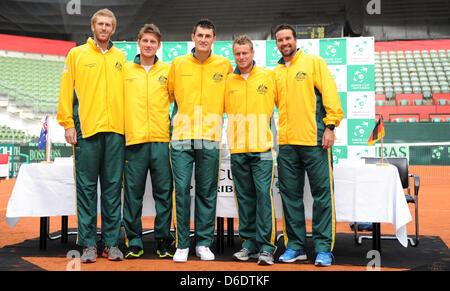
[1,165,449,271]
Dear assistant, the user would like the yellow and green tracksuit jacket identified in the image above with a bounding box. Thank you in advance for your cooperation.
[224,63,277,154]
[123,55,171,146]
[57,37,126,138]
[167,49,233,141]
[274,49,344,146]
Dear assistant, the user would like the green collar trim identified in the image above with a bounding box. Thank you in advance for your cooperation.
[133,54,159,66]
[233,60,256,75]
[191,47,212,61]
[89,37,114,51]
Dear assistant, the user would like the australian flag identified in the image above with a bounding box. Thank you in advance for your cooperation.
[38,116,48,150]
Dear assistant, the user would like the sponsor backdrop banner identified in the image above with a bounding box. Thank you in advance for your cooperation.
[115,37,375,164]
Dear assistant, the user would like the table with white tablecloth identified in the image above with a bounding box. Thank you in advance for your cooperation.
[6,158,412,250]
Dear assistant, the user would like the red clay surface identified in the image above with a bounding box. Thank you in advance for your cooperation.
[1,165,449,271]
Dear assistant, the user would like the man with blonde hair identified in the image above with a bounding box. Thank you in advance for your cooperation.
[225,35,277,265]
[122,23,174,259]
[57,8,126,263]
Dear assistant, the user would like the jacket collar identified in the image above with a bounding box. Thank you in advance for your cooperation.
[87,37,114,53]
[191,47,212,63]
[278,48,302,65]
[233,60,256,75]
[133,54,159,66]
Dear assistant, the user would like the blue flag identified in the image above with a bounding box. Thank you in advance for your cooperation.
[38,116,48,150]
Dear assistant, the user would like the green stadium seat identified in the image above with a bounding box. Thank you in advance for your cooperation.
[1,54,64,113]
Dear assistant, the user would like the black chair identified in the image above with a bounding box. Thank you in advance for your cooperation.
[353,157,420,247]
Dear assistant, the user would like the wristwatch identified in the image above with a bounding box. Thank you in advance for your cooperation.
[326,124,335,131]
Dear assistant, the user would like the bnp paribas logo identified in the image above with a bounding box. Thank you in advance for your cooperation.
[162,42,187,63]
[347,65,374,92]
[320,39,346,65]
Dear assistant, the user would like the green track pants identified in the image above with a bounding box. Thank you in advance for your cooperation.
[123,142,173,249]
[230,150,277,254]
[73,132,125,247]
[277,145,336,253]
[170,140,220,249]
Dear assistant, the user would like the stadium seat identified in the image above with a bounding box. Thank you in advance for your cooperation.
[375,94,386,106]
[397,104,437,120]
[375,105,398,121]
[376,47,448,112]
[396,93,423,106]
[433,93,450,105]
[422,86,433,99]
[389,114,420,123]
[430,114,450,122]
[1,54,64,116]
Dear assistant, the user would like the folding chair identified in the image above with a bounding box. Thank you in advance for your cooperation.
[354,157,420,247]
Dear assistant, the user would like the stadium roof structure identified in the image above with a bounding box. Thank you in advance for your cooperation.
[0,0,449,45]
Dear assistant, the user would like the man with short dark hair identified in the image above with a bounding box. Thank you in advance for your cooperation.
[274,24,344,267]
[168,19,233,262]
[122,23,174,260]
[57,8,126,263]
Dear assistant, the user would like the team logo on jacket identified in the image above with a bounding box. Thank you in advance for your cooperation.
[158,75,168,85]
[257,84,268,94]
[212,72,224,82]
[115,61,123,72]
[295,71,307,81]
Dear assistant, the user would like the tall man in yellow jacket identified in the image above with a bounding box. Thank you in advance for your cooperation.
[225,35,277,266]
[57,9,126,263]
[274,24,344,267]
[122,24,174,259]
[168,19,233,262]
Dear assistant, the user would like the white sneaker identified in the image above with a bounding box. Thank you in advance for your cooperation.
[173,248,189,263]
[195,246,215,261]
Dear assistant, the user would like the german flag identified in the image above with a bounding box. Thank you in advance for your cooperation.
[368,116,385,146]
